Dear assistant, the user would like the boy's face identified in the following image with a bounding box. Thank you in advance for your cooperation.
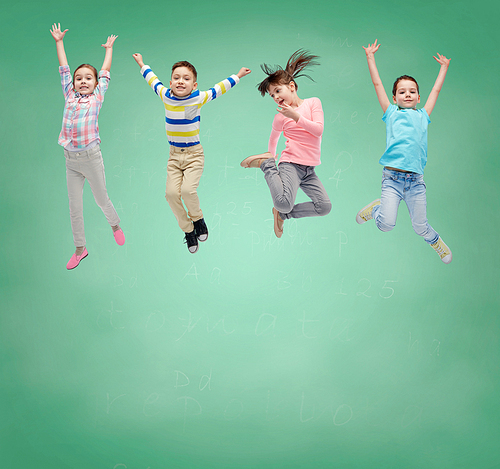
[170,66,197,97]
[74,67,97,95]
[268,82,297,107]
[393,79,420,108]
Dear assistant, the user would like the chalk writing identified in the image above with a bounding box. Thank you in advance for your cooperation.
[255,313,277,337]
[332,37,352,47]
[330,151,354,189]
[298,311,320,339]
[401,405,423,428]
[177,396,202,433]
[107,392,126,414]
[336,231,348,257]
[143,393,160,417]
[183,263,200,281]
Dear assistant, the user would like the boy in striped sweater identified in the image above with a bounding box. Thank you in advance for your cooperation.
[133,53,251,253]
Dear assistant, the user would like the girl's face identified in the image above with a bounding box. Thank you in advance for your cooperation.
[74,67,97,95]
[393,79,420,109]
[268,81,297,107]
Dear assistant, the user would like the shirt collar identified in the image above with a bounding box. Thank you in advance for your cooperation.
[75,90,95,98]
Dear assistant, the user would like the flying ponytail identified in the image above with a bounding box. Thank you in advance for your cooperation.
[257,49,320,97]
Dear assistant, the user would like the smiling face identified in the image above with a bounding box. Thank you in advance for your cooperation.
[393,79,420,109]
[74,66,97,95]
[267,81,299,108]
[170,66,197,97]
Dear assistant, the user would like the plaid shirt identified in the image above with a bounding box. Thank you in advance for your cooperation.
[58,65,110,149]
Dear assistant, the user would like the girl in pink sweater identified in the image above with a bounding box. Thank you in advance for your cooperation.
[241,50,331,238]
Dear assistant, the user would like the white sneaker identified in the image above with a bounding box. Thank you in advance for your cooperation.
[430,237,452,264]
[356,199,381,224]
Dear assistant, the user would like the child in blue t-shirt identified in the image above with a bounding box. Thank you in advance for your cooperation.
[356,39,452,264]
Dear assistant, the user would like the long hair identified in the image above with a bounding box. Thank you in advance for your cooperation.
[257,49,320,97]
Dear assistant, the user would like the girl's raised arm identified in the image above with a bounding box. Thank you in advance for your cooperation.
[50,23,68,67]
[101,35,118,72]
[363,40,390,113]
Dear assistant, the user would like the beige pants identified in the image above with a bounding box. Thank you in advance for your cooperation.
[165,144,205,233]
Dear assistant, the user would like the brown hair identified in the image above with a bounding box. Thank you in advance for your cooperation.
[257,49,320,97]
[73,64,98,87]
[392,75,419,96]
[171,61,198,81]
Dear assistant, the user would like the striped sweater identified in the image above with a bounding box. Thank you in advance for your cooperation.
[140,65,240,147]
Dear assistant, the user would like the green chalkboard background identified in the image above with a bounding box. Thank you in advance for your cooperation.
[1,0,499,467]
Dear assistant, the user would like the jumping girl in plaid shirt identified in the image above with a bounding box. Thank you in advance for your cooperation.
[50,23,125,270]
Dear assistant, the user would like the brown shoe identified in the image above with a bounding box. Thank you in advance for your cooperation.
[272,207,284,238]
[240,152,273,168]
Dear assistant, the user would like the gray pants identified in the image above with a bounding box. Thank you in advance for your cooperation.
[261,159,331,220]
[64,144,120,246]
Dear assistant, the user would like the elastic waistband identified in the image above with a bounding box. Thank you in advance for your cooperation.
[64,144,101,158]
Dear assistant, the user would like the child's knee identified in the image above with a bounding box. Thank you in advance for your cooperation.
[375,219,396,232]
[412,222,428,237]
[315,200,331,216]
[165,187,180,203]
[94,195,111,209]
[274,199,294,214]
[181,185,198,200]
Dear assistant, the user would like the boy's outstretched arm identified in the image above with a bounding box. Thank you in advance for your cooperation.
[424,54,450,116]
[363,39,390,113]
[50,23,68,67]
[101,35,118,71]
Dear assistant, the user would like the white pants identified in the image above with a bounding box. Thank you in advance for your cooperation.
[64,144,120,246]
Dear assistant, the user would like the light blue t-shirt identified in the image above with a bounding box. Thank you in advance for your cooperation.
[379,104,431,174]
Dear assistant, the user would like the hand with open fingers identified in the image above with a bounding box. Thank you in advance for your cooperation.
[237,67,252,78]
[433,53,450,67]
[363,39,381,57]
[50,23,68,42]
[277,102,300,121]
[102,35,118,49]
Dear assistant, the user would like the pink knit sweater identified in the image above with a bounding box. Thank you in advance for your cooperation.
[268,97,324,166]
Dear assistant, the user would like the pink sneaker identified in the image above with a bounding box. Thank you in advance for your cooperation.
[114,228,125,246]
[66,248,88,270]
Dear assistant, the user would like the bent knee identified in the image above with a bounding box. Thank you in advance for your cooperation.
[412,222,429,237]
[94,196,111,209]
[180,186,198,200]
[316,200,332,216]
[165,188,180,203]
[274,199,294,214]
[376,220,396,232]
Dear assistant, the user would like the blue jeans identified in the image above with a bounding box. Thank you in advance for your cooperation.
[261,159,331,220]
[372,168,439,245]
